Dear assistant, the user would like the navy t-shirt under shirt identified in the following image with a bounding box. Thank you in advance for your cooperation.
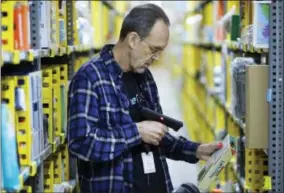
[121,71,167,193]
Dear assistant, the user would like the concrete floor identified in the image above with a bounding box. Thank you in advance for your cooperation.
[150,66,198,189]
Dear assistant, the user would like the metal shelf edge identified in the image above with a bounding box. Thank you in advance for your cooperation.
[182,41,269,54]
[2,45,97,64]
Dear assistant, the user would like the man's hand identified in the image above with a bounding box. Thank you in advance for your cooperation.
[196,142,223,161]
[136,121,168,146]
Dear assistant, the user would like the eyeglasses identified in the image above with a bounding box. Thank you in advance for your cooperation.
[139,37,163,59]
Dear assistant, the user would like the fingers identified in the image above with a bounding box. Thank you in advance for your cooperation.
[201,155,211,161]
[156,128,166,138]
[139,121,169,146]
[146,121,168,135]
[207,142,223,153]
[154,122,168,136]
[152,133,162,142]
[217,141,223,149]
[197,142,223,161]
[207,141,223,152]
[162,125,169,133]
[149,127,167,146]
[150,139,159,146]
[149,138,160,146]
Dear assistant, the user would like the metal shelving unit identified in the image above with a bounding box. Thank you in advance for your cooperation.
[268,1,284,192]
[181,1,284,192]
[1,1,127,192]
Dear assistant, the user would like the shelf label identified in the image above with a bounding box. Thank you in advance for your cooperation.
[266,88,272,103]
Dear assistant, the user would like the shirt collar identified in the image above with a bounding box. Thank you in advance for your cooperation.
[100,44,123,80]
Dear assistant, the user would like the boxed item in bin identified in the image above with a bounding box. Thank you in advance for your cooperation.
[1,103,21,191]
[230,57,255,122]
[252,1,270,49]
[197,135,235,191]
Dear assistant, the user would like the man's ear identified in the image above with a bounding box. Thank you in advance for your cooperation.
[127,32,140,50]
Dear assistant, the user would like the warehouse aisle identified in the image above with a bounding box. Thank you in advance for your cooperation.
[150,65,198,188]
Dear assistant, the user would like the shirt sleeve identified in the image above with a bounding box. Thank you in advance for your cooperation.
[67,74,142,163]
[161,133,200,163]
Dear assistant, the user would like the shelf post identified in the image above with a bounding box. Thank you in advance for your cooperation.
[66,1,75,79]
[29,0,41,70]
[268,0,284,192]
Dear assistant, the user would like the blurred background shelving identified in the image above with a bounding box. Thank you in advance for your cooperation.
[180,1,283,193]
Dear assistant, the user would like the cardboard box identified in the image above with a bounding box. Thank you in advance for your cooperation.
[245,65,269,148]
[197,135,234,191]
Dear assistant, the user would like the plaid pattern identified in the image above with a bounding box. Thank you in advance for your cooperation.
[67,44,200,193]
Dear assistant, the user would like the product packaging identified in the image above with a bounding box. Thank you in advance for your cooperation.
[197,135,235,191]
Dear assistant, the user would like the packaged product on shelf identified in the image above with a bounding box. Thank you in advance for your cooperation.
[43,114,49,148]
[39,1,51,48]
[199,53,207,85]
[14,3,21,50]
[50,1,59,48]
[15,87,26,111]
[59,17,66,47]
[230,57,255,122]
[184,14,203,43]
[21,71,44,161]
[240,25,253,45]
[59,1,67,47]
[202,26,214,43]
[197,135,235,191]
[252,1,270,49]
[14,2,31,50]
[218,44,228,104]
[213,65,225,102]
[230,15,241,41]
[213,1,226,43]
[213,1,240,43]
[1,103,20,191]
[75,2,94,46]
[22,2,31,50]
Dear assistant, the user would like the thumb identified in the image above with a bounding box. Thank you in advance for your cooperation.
[210,141,223,151]
[202,155,211,161]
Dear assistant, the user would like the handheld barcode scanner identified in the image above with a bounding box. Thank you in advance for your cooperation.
[136,90,183,131]
[138,106,184,153]
[139,106,183,131]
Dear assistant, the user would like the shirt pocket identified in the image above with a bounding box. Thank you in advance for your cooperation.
[99,98,130,128]
[98,83,130,127]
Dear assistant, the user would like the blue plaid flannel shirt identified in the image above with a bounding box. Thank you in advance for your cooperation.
[67,44,200,193]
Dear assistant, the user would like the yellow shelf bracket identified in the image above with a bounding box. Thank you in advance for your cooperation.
[12,51,20,64]
[27,50,34,62]
[263,176,272,190]
[60,133,66,144]
[30,161,37,176]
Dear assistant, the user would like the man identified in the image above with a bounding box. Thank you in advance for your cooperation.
[67,3,222,193]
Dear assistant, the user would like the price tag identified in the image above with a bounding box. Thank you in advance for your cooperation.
[141,152,156,174]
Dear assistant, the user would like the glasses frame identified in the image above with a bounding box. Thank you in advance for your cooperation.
[139,36,163,60]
